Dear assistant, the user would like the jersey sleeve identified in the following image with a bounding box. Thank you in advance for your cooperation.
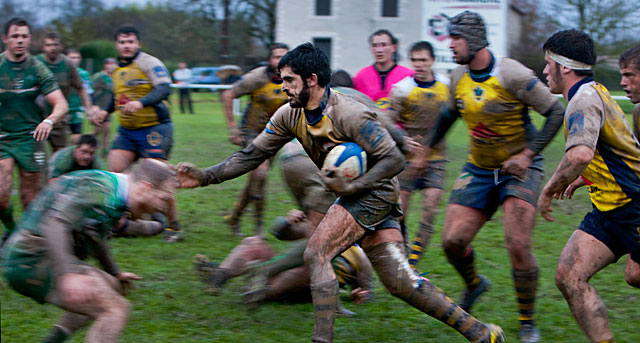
[33,58,60,96]
[501,59,557,115]
[384,84,405,124]
[336,102,397,160]
[448,66,466,111]
[251,104,295,155]
[139,54,172,86]
[231,67,265,97]
[564,91,604,151]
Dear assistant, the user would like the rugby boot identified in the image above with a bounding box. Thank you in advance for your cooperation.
[471,323,506,343]
[224,212,244,237]
[519,323,540,343]
[163,224,185,242]
[193,254,226,295]
[459,274,491,313]
[335,302,356,317]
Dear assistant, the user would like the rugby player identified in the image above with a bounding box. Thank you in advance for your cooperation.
[220,43,289,236]
[353,29,413,108]
[538,29,640,343]
[384,41,450,268]
[66,48,94,144]
[178,43,505,343]
[619,45,640,139]
[38,32,96,151]
[428,11,565,342]
[0,17,68,244]
[2,159,176,343]
[93,25,182,242]
[91,57,116,157]
[48,134,102,183]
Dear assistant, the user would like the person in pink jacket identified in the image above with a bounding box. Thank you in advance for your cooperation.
[353,29,414,108]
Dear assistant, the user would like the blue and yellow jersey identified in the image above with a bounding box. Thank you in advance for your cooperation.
[450,57,557,169]
[113,52,172,129]
[232,66,289,132]
[565,80,640,211]
[387,75,450,160]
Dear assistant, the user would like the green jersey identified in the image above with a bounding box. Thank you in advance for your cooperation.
[37,54,82,116]
[0,53,59,136]
[92,70,114,110]
[68,67,93,124]
[48,145,102,179]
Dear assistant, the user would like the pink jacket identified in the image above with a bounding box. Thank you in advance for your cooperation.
[353,64,414,102]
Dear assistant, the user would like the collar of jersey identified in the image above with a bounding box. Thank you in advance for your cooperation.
[469,53,495,82]
[567,76,594,102]
[414,78,436,88]
[304,87,331,126]
[118,51,141,68]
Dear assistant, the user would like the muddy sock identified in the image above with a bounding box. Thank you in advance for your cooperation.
[310,279,339,343]
[408,222,435,269]
[450,246,480,289]
[513,268,539,327]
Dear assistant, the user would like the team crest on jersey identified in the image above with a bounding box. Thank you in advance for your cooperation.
[147,131,162,146]
[472,86,485,102]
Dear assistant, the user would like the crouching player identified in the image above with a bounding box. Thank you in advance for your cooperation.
[2,159,176,342]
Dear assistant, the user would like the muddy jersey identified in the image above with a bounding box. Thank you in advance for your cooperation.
[0,53,59,136]
[48,145,103,179]
[232,66,288,132]
[113,51,172,129]
[387,75,450,160]
[633,104,640,140]
[565,79,640,212]
[450,57,557,169]
[253,88,398,192]
[37,54,82,101]
[92,71,113,110]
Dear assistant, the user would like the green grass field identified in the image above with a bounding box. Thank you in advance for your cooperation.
[1,92,638,342]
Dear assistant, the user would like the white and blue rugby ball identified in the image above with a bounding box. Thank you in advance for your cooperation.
[322,142,367,180]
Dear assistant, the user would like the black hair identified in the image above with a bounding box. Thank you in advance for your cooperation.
[543,29,596,77]
[44,31,61,41]
[369,29,397,45]
[620,45,640,71]
[114,24,140,41]
[77,134,97,148]
[409,41,435,59]
[269,42,289,57]
[330,70,353,88]
[278,42,331,87]
[3,17,30,36]
[66,48,80,55]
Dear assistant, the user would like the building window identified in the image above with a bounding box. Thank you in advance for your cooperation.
[381,0,398,17]
[313,38,332,64]
[315,0,331,16]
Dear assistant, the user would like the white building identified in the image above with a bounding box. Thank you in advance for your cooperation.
[276,0,524,75]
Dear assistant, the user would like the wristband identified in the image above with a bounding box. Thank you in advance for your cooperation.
[43,119,54,125]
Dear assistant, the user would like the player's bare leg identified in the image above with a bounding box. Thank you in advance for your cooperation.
[555,230,615,342]
[0,159,16,238]
[18,169,42,209]
[408,187,444,269]
[624,256,640,288]
[94,121,111,157]
[502,196,540,341]
[266,266,310,300]
[107,149,136,173]
[442,204,489,312]
[250,161,269,236]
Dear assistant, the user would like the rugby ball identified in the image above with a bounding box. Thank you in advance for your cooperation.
[322,143,367,179]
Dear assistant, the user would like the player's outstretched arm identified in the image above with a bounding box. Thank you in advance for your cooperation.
[177,144,272,188]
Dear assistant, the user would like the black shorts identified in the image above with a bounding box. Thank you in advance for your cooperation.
[336,180,402,231]
[578,199,640,263]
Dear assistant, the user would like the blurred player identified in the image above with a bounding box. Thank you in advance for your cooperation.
[92,57,116,157]
[2,160,176,343]
[385,41,449,268]
[221,43,289,236]
[538,29,640,343]
[173,62,193,114]
[619,45,640,138]
[93,24,182,242]
[48,134,102,183]
[428,11,565,342]
[38,32,95,151]
[178,43,505,343]
[0,17,68,244]
[353,29,413,108]
[66,48,93,144]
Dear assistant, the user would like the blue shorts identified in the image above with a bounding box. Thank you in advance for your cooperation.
[111,123,173,159]
[578,200,640,263]
[449,159,544,219]
[398,160,447,191]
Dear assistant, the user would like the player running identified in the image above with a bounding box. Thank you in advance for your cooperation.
[66,48,94,144]
[384,41,450,268]
[178,43,505,343]
[0,17,68,244]
[2,160,176,343]
[92,57,117,157]
[93,25,182,242]
[619,45,640,139]
[538,29,640,343]
[221,43,289,236]
[428,11,566,342]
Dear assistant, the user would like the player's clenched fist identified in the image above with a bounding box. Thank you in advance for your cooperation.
[177,162,204,188]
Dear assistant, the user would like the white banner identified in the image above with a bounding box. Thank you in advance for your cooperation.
[422,0,508,71]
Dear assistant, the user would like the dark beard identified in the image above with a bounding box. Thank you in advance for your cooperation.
[289,83,310,108]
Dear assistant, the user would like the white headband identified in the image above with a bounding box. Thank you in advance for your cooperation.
[546,51,593,70]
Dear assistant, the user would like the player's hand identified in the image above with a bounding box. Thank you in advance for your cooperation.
[33,120,53,141]
[286,209,307,224]
[501,151,532,179]
[403,136,423,158]
[176,162,205,188]
[117,271,141,295]
[122,100,143,115]
[60,273,97,304]
[92,110,108,126]
[319,168,358,196]
[561,177,586,200]
[537,189,556,222]
[350,287,373,304]
[229,128,243,146]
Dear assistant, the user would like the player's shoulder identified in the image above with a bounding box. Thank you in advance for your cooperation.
[567,81,601,111]
[449,65,468,87]
[391,76,417,97]
[496,57,535,81]
[134,52,167,69]
[434,73,450,87]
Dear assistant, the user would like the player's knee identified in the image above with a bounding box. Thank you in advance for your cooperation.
[624,272,640,288]
[442,235,465,256]
[303,243,325,268]
[554,264,576,295]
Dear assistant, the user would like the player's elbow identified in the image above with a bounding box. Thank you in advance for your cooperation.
[568,145,594,167]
